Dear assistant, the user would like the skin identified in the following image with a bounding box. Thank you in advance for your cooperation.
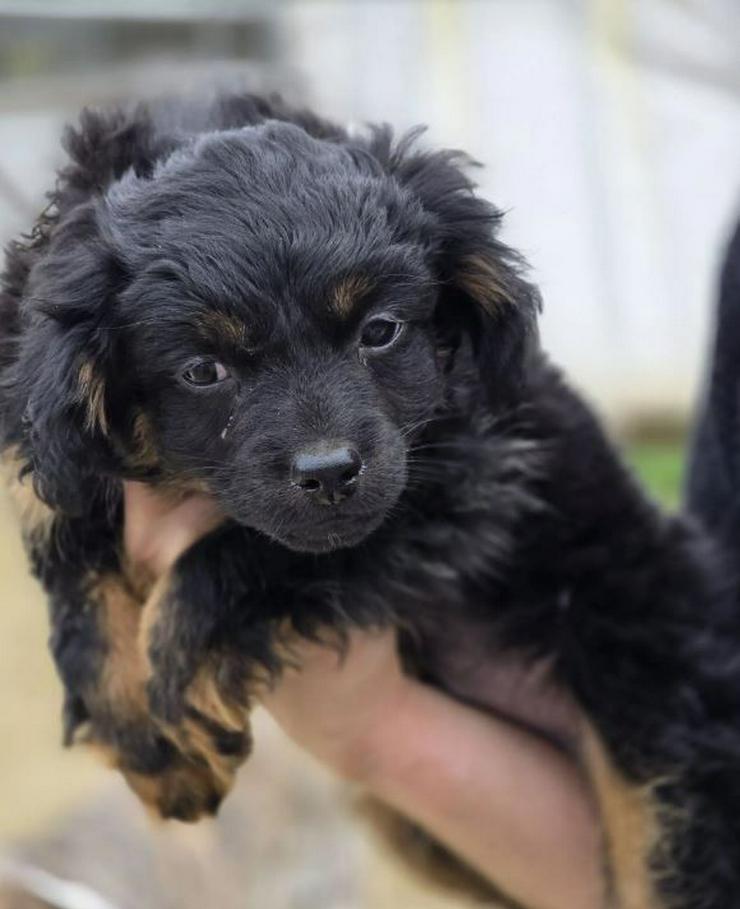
[124,481,604,909]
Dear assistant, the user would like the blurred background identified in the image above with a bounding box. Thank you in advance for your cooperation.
[1,1,739,907]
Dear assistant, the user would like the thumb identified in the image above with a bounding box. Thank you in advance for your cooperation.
[123,481,224,576]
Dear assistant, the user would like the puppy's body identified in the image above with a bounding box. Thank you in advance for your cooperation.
[2,94,740,908]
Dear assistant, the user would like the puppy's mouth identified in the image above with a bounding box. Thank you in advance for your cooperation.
[220,448,407,553]
[275,511,387,553]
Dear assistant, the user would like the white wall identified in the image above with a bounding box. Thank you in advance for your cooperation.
[1,1,739,421]
[280,0,740,420]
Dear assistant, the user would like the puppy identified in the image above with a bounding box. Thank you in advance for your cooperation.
[2,93,740,909]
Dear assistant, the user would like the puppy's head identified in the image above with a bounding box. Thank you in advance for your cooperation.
[14,119,539,552]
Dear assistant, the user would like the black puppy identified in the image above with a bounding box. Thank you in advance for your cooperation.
[2,94,740,909]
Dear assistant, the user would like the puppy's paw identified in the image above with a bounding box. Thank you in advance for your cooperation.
[119,721,251,822]
[144,653,255,820]
[86,702,251,822]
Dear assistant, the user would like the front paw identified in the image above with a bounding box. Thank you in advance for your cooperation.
[118,711,252,822]
[144,654,255,820]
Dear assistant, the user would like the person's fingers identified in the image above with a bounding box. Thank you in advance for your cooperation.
[123,480,224,575]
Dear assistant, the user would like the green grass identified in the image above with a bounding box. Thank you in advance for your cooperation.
[626,441,685,509]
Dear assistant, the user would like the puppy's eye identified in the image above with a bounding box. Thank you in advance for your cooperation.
[360,317,404,352]
[181,360,230,387]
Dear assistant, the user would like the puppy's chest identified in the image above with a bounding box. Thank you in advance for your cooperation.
[334,518,579,748]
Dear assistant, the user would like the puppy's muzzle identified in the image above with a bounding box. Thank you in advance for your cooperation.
[290,442,363,506]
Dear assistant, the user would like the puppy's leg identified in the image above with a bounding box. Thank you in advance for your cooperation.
[137,527,289,819]
[53,570,249,821]
[581,714,740,909]
[1,461,168,798]
[2,461,243,820]
[569,593,740,907]
[579,722,669,909]
[131,571,254,820]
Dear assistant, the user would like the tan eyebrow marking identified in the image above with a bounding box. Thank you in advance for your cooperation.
[197,311,249,348]
[331,274,373,317]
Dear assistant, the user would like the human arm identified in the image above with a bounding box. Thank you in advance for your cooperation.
[124,481,603,909]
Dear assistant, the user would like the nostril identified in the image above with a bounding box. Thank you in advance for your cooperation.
[291,442,363,504]
[340,467,359,486]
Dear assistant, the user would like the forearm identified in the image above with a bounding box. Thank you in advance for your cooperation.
[359,679,604,909]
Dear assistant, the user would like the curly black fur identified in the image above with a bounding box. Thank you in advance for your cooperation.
[2,93,740,908]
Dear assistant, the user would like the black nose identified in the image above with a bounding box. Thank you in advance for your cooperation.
[291,444,363,506]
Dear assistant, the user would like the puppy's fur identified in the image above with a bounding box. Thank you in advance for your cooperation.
[2,94,740,908]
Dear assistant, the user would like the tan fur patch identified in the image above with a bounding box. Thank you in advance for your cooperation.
[128,410,159,470]
[93,739,228,823]
[136,573,250,807]
[91,574,149,720]
[331,274,372,317]
[127,411,213,495]
[90,572,247,819]
[186,665,247,733]
[77,361,108,434]
[582,722,667,909]
[1,447,56,544]
[137,574,249,727]
[137,571,172,670]
[197,311,248,349]
[457,254,513,313]
[122,762,225,822]
[40,565,247,825]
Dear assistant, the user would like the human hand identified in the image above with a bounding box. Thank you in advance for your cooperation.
[123,480,224,578]
[122,480,405,777]
[122,480,602,909]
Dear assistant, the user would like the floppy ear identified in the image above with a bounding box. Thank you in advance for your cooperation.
[378,130,541,405]
[9,202,120,514]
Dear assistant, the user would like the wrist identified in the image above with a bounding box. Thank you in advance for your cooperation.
[336,675,432,787]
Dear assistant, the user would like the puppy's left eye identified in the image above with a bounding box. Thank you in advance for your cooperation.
[360,317,404,352]
[181,360,230,387]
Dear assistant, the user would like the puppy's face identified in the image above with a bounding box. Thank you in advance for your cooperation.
[17,120,538,552]
[106,125,445,552]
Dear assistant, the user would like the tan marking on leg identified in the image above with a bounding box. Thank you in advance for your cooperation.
[582,722,666,909]
[137,571,173,666]
[1,447,56,544]
[92,740,227,823]
[122,762,225,822]
[137,573,251,807]
[77,361,108,434]
[89,573,247,820]
[91,574,149,718]
[331,274,372,317]
[186,664,248,732]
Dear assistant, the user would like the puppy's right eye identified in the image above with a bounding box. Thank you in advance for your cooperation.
[359,317,404,352]
[181,360,230,387]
